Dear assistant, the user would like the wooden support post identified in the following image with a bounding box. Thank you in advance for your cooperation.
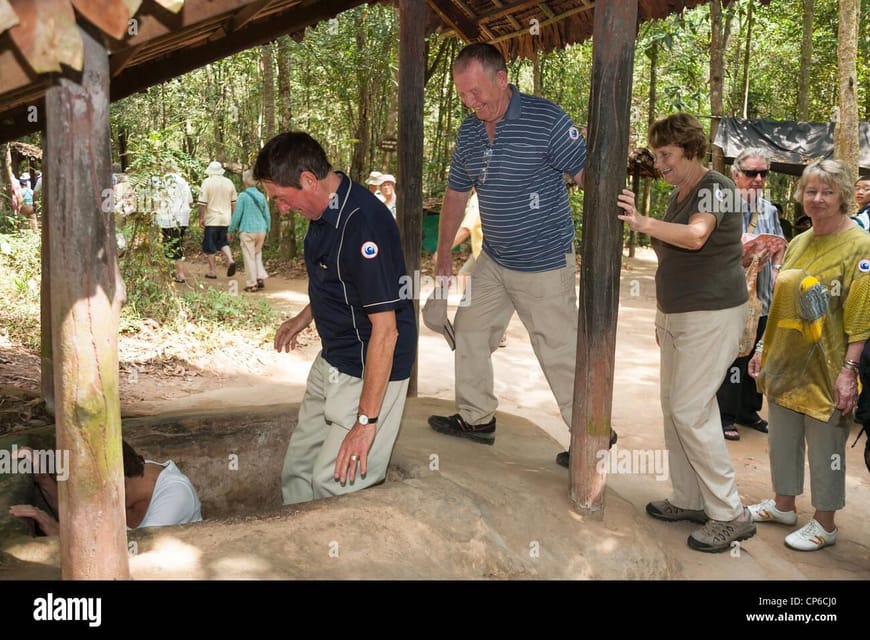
[40,180,53,415]
[397,0,426,397]
[570,0,638,515]
[45,26,129,579]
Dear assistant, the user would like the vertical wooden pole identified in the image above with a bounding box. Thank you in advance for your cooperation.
[45,26,129,579]
[40,176,53,415]
[570,0,638,515]
[397,0,426,397]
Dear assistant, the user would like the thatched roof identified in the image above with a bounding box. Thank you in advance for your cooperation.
[427,0,749,61]
[0,0,763,143]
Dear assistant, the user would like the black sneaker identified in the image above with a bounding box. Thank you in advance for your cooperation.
[556,430,618,468]
[227,262,237,277]
[428,414,495,445]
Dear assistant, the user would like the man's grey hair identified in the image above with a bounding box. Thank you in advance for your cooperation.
[732,147,771,175]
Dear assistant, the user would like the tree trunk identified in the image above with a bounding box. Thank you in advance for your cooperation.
[2,143,16,217]
[638,40,658,247]
[532,50,543,96]
[797,0,815,121]
[741,0,754,118]
[41,191,53,416]
[274,36,295,257]
[276,36,293,131]
[709,0,726,173]
[261,43,276,145]
[834,0,860,175]
[398,0,426,396]
[572,0,638,515]
[350,10,372,183]
[45,26,129,580]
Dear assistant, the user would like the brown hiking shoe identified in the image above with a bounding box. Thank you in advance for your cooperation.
[687,509,756,553]
[645,500,707,524]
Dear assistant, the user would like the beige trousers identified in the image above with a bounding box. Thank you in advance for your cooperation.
[656,303,748,521]
[282,353,409,505]
[454,251,577,427]
[767,401,848,511]
[239,231,267,287]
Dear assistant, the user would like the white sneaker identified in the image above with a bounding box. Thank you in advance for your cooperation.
[747,498,797,525]
[785,519,837,551]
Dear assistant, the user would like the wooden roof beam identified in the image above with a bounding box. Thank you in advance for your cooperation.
[488,0,522,30]
[110,0,366,101]
[538,3,555,19]
[487,3,594,45]
[424,0,479,42]
[476,0,556,24]
[228,0,284,32]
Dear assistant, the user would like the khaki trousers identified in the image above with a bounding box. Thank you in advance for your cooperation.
[767,401,848,511]
[656,304,748,521]
[239,231,267,287]
[281,353,409,505]
[454,251,577,427]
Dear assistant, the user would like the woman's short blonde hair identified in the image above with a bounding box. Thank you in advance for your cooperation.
[648,113,707,161]
[793,159,854,214]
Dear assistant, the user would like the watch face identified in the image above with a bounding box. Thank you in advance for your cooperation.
[358,414,369,425]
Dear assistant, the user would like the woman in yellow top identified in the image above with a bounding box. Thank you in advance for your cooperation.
[748,159,870,551]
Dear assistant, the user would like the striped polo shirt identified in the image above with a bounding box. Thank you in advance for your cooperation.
[305,174,416,380]
[447,84,586,271]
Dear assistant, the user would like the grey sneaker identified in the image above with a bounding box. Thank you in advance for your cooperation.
[687,509,756,553]
[645,500,707,524]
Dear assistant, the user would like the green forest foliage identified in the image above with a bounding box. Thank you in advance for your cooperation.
[3,0,869,335]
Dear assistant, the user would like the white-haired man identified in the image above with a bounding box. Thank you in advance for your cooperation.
[717,148,785,441]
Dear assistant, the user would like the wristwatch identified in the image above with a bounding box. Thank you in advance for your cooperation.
[357,413,378,426]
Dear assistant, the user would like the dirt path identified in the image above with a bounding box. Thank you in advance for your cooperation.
[2,248,869,581]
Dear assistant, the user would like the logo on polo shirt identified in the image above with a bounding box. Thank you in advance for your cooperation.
[361,241,379,259]
[858,258,870,273]
[568,126,580,141]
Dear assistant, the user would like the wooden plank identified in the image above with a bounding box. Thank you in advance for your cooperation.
[45,25,129,579]
[70,0,134,39]
[7,0,83,72]
[398,0,426,397]
[570,0,638,515]
[0,0,19,34]
[424,0,478,42]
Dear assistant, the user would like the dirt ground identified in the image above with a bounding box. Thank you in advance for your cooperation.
[1,247,869,582]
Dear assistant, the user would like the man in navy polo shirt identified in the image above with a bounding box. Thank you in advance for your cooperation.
[428,43,615,465]
[254,132,416,504]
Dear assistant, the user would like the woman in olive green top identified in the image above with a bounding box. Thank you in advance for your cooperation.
[617,113,755,553]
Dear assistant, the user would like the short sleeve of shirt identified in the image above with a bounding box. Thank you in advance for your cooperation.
[695,174,735,225]
[197,180,211,205]
[447,126,475,193]
[546,110,586,178]
[341,213,406,313]
[844,262,870,341]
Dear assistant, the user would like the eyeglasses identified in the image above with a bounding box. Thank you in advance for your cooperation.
[739,168,769,178]
[477,146,493,186]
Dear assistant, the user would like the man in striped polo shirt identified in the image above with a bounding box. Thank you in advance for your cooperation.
[429,43,614,465]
